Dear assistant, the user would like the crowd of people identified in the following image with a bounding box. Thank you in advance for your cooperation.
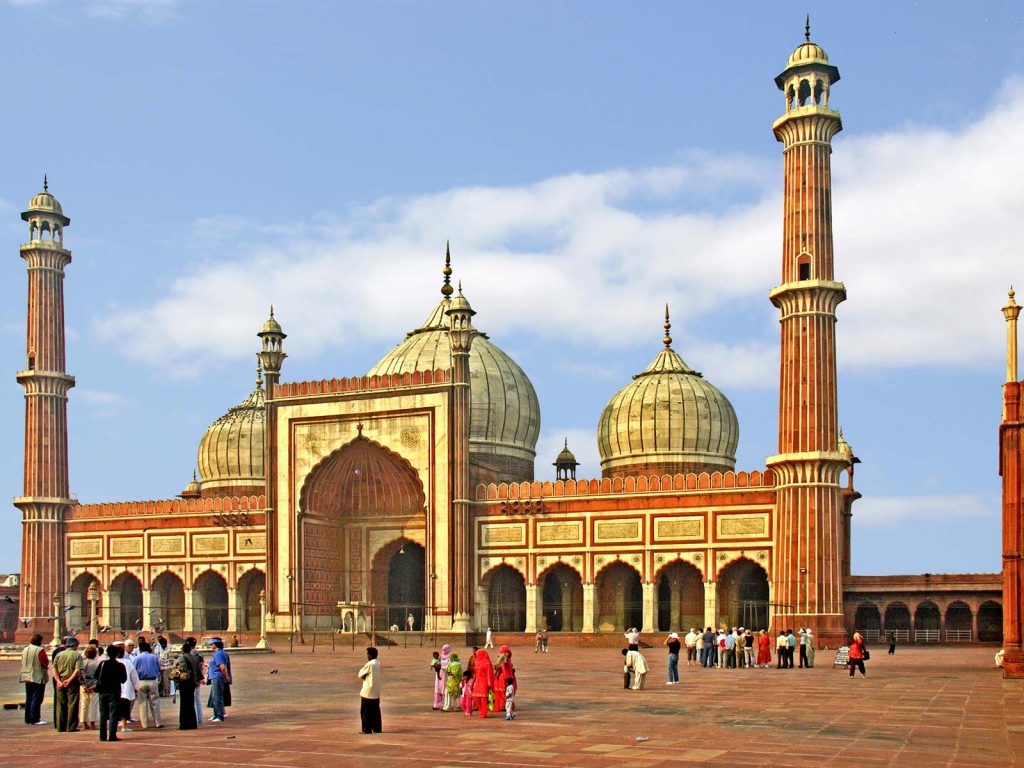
[18,632,233,740]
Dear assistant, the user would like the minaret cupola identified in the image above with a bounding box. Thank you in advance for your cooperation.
[257,306,286,394]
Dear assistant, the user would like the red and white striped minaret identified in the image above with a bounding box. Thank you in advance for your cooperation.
[767,22,850,647]
[14,178,74,641]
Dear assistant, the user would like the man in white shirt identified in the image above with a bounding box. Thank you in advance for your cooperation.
[358,647,382,734]
[115,642,140,734]
[624,627,640,650]
[684,628,698,666]
[485,627,494,649]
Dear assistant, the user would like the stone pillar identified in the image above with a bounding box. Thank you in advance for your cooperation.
[582,583,595,633]
[524,583,538,633]
[704,581,717,630]
[669,575,681,631]
[183,589,195,633]
[255,590,270,649]
[474,585,488,632]
[142,588,155,633]
[560,582,572,631]
[101,589,114,632]
[227,586,241,633]
[642,582,656,633]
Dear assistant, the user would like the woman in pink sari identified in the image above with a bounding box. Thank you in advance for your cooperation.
[433,644,451,710]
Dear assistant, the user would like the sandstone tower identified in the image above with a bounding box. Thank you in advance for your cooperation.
[14,179,74,641]
[767,23,849,646]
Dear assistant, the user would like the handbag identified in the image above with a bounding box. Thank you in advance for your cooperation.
[863,649,871,661]
[171,664,190,682]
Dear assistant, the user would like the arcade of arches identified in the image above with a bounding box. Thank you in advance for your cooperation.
[851,598,1003,641]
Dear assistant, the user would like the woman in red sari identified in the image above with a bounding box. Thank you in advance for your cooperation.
[492,645,516,713]
[472,648,494,718]
[755,629,772,668]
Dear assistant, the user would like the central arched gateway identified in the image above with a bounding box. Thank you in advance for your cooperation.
[298,432,428,627]
[717,558,769,630]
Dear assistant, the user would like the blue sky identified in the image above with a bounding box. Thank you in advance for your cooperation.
[1,1,1023,575]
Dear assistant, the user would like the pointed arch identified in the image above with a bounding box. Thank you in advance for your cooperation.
[716,557,769,630]
[481,564,526,632]
[595,561,642,632]
[151,570,185,632]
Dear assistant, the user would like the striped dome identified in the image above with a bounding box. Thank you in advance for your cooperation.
[369,298,540,482]
[197,385,265,496]
[597,343,738,479]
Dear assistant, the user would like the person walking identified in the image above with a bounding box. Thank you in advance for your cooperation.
[663,632,681,684]
[156,636,174,697]
[134,639,162,728]
[471,648,495,718]
[888,632,897,655]
[173,641,201,730]
[534,629,544,653]
[848,632,868,678]
[52,636,83,732]
[20,633,49,726]
[798,628,810,668]
[407,613,415,632]
[358,646,382,734]
[206,638,232,723]
[485,628,494,649]
[95,644,127,742]
[433,645,451,710]
[804,629,816,668]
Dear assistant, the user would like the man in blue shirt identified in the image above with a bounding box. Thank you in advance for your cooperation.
[206,638,232,723]
[133,639,162,728]
[724,628,736,668]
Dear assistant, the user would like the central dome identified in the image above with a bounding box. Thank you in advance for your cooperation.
[369,297,540,484]
[597,311,738,479]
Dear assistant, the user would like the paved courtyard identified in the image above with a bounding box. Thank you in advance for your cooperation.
[1,642,1022,767]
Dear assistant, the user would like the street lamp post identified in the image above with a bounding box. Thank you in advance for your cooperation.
[256,589,271,650]
[87,582,99,640]
[51,592,63,646]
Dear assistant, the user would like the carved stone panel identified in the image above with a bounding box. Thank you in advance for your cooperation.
[654,517,704,541]
[716,513,769,539]
[192,533,228,556]
[537,521,582,545]
[110,538,143,558]
[150,536,185,556]
[70,538,102,559]
[594,519,642,544]
[480,523,526,547]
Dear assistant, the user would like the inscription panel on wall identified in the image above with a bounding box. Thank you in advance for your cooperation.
[150,536,185,556]
[716,513,769,539]
[192,533,229,556]
[236,532,266,553]
[70,538,102,559]
[480,523,526,547]
[653,516,705,541]
[536,521,583,545]
[594,519,642,544]
[110,538,143,557]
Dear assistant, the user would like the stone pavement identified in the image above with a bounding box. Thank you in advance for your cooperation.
[1,642,1022,767]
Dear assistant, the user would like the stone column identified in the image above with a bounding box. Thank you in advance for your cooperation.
[669,575,681,631]
[101,589,114,632]
[524,583,538,633]
[475,585,488,632]
[642,582,656,633]
[183,589,195,633]
[582,583,595,633]
[142,588,155,633]
[560,582,572,631]
[255,590,270,649]
[227,587,241,633]
[704,581,717,630]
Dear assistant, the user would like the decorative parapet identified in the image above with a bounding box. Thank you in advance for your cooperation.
[68,494,267,520]
[273,368,451,399]
[475,469,775,501]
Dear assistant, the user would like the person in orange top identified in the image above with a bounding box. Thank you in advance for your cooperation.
[755,630,772,668]
[471,648,495,718]
[848,632,868,678]
[492,645,516,713]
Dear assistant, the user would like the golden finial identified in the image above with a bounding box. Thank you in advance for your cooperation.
[441,241,454,298]
[805,14,811,42]
[564,437,569,449]
[269,304,275,318]
[663,304,672,348]
[256,359,263,388]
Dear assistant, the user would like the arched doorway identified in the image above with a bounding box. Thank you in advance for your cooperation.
[884,602,911,631]
[485,565,526,632]
[370,539,425,631]
[717,558,769,630]
[656,561,704,631]
[151,571,185,632]
[541,564,583,632]
[595,562,641,632]
[914,600,941,631]
[236,570,266,632]
[194,571,229,632]
[300,432,428,620]
[854,603,881,633]
[109,572,143,632]
[945,601,972,637]
[978,601,1003,642]
[68,573,100,635]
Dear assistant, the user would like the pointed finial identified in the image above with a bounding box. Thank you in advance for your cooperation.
[1010,286,1017,302]
[441,241,454,298]
[269,304,275,319]
[256,359,263,388]
[663,304,672,348]
[43,174,48,192]
[805,14,811,42]
[564,437,569,449]
[192,469,197,481]
[356,422,364,435]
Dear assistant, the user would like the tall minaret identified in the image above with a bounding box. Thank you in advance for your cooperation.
[257,306,286,394]
[14,178,74,641]
[446,273,475,633]
[767,22,849,647]
[1000,288,1024,678]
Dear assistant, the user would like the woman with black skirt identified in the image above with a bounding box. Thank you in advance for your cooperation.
[175,642,200,730]
[96,644,127,742]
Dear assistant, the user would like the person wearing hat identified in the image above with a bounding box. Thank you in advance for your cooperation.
[663,632,681,684]
[206,637,232,723]
[52,636,84,732]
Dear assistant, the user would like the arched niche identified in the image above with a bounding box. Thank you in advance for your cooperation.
[482,564,526,632]
[109,572,143,632]
[655,560,704,632]
[151,571,185,632]
[540,562,583,632]
[595,561,641,633]
[717,557,769,630]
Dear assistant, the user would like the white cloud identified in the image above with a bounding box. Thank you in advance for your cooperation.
[78,388,123,406]
[95,80,1024,385]
[853,494,995,528]
[0,0,180,22]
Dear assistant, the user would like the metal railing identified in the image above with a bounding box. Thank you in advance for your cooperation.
[856,628,881,641]
[945,629,972,642]
[914,629,941,643]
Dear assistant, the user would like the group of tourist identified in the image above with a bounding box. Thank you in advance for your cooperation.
[19,632,233,740]
[675,626,818,671]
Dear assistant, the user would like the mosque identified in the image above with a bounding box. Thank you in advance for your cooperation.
[12,27,1004,649]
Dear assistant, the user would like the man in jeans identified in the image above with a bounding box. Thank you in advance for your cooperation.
[133,639,162,728]
[20,633,49,725]
[206,637,231,722]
